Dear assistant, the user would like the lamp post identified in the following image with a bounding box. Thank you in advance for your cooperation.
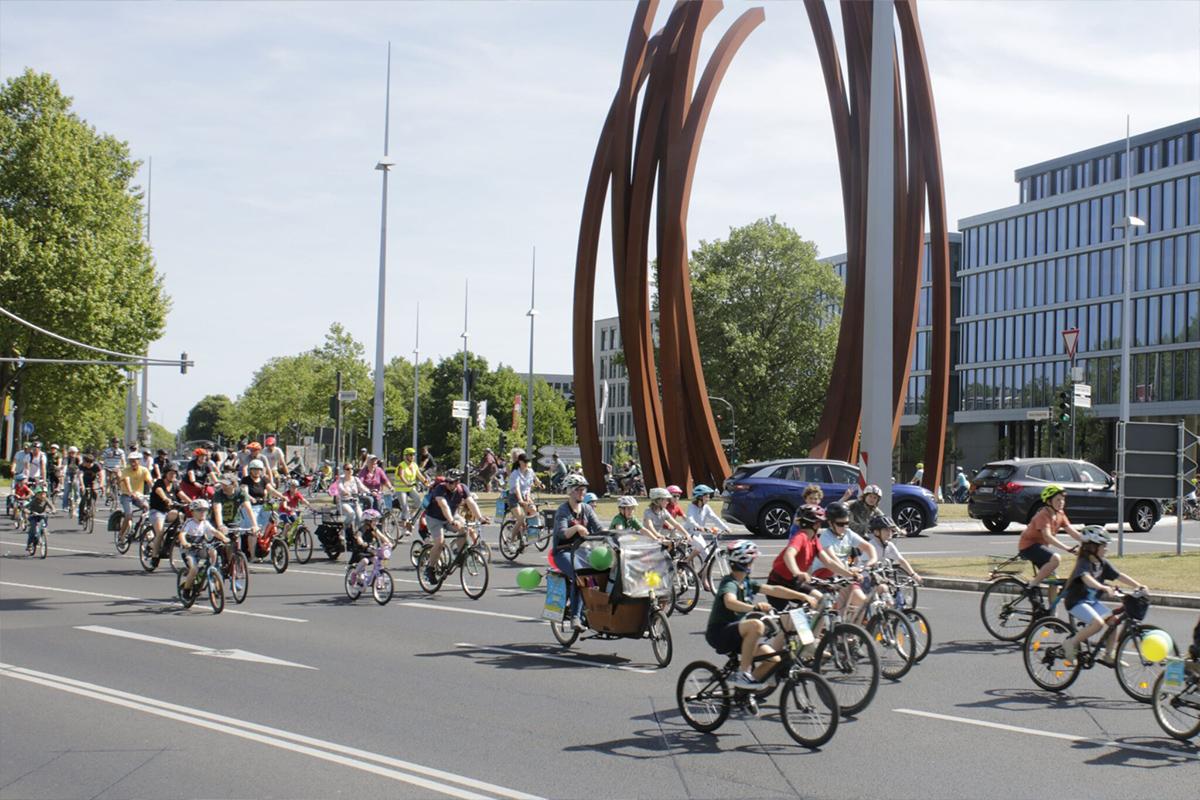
[460,281,470,470]
[526,247,538,455]
[371,43,394,459]
[708,395,736,463]
[412,304,420,453]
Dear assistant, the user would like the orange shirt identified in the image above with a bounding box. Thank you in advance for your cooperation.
[1018,506,1070,550]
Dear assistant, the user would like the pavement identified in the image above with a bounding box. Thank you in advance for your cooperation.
[1,509,1198,800]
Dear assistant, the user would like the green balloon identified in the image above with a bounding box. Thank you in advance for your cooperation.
[589,545,614,571]
[517,568,543,591]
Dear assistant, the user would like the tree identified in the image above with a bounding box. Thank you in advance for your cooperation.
[1,70,169,448]
[184,394,238,444]
[235,354,321,436]
[684,217,842,462]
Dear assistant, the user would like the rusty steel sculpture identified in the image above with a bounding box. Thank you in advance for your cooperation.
[573,0,952,494]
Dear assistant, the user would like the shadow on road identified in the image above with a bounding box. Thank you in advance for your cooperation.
[929,638,1018,657]
[957,687,1140,713]
[416,642,646,672]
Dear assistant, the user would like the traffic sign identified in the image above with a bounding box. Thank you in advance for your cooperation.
[1070,366,1084,383]
[338,390,359,402]
[1026,409,1050,420]
[1061,328,1080,361]
[21,421,34,435]
[451,400,470,419]
[1074,383,1092,409]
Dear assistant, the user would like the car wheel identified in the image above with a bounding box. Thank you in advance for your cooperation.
[892,502,926,536]
[757,502,793,539]
[982,516,1009,533]
[1025,504,1046,525]
[1129,500,1157,533]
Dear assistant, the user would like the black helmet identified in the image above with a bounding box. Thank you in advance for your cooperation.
[793,504,826,528]
[869,515,897,532]
[825,501,850,521]
[444,468,464,482]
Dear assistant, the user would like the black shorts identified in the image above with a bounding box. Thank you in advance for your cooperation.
[1019,544,1055,569]
[766,575,814,611]
[706,621,744,655]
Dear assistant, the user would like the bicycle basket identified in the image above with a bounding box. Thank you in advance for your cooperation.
[1122,591,1150,622]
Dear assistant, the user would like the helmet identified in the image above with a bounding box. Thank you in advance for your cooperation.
[404,447,416,456]
[128,451,143,460]
[445,468,464,482]
[1041,485,1066,503]
[1080,525,1112,545]
[484,448,492,453]
[869,515,898,532]
[68,446,78,453]
[825,501,851,521]
[362,509,382,521]
[666,484,683,496]
[248,459,265,471]
[583,492,598,504]
[286,479,299,490]
[916,463,924,469]
[110,437,119,444]
[726,539,760,568]
[692,484,714,499]
[218,476,236,487]
[617,495,638,508]
[33,485,46,494]
[863,484,882,496]
[248,442,262,451]
[50,443,59,450]
[573,462,582,468]
[563,474,589,491]
[793,504,826,528]
[13,473,26,482]
[190,498,211,511]
[956,467,964,473]
[194,448,208,457]
[265,436,276,446]
[648,487,672,501]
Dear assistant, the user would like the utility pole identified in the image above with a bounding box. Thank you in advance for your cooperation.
[371,43,394,459]
[526,247,538,455]
[335,370,343,466]
[460,281,470,470]
[412,304,420,453]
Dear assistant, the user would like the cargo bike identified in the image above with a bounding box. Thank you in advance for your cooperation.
[541,532,674,668]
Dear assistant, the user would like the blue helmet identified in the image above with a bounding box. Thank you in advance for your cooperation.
[582,492,598,504]
[692,484,714,499]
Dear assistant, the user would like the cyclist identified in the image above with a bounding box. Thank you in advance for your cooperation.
[583,491,599,511]
[801,483,824,507]
[181,448,218,500]
[211,476,244,539]
[424,468,487,583]
[506,452,537,534]
[347,508,391,586]
[814,501,877,619]
[24,484,54,553]
[911,462,924,485]
[766,504,857,614]
[865,515,923,587]
[475,448,499,492]
[1060,526,1146,663]
[178,498,230,594]
[841,484,886,536]
[418,445,438,475]
[610,495,643,530]
[45,444,62,498]
[147,464,189,560]
[150,449,171,482]
[239,459,284,557]
[683,485,731,578]
[642,487,686,544]
[358,454,392,511]
[23,442,47,485]
[261,436,288,481]
[707,539,819,690]
[77,454,103,526]
[277,479,311,527]
[665,485,685,519]
[101,437,126,490]
[550,454,568,493]
[1017,485,1082,593]
[551,474,605,631]
[333,462,369,541]
[117,451,152,546]
[62,446,81,511]
[393,447,427,524]
[8,473,31,520]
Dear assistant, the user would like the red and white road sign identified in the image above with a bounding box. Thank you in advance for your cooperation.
[857,452,868,490]
[1062,328,1080,361]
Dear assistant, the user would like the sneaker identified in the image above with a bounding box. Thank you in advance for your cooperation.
[743,694,760,717]
[729,670,765,690]
[1061,638,1077,661]
[423,566,436,583]
[570,616,586,631]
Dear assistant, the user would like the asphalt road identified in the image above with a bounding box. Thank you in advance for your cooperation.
[1,512,1197,800]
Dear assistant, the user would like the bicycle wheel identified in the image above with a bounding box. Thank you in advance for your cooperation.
[1151,670,1200,740]
[780,671,839,748]
[474,537,493,564]
[230,553,249,604]
[1115,626,1175,703]
[207,570,225,614]
[35,530,48,560]
[270,539,289,573]
[981,578,1039,641]
[498,520,524,561]
[705,550,731,595]
[177,570,196,609]
[382,511,402,543]
[416,548,443,594]
[549,617,580,647]
[896,581,918,611]
[1023,617,1080,692]
[649,609,673,667]
[344,565,364,600]
[676,661,731,733]
[409,538,424,568]
[672,563,700,615]
[813,623,880,717]
[139,537,157,572]
[114,520,131,554]
[294,525,313,564]
[83,504,94,535]
[533,527,551,552]
[169,541,185,574]
[903,609,932,663]
[373,569,394,605]
[867,608,916,680]
[460,549,490,599]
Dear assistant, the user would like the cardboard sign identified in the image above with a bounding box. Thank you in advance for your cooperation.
[543,572,567,622]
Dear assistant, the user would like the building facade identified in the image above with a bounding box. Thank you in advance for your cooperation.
[954,118,1200,470]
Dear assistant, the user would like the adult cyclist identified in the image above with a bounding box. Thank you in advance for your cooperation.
[551,474,605,631]
[393,447,427,524]
[423,469,487,583]
[101,437,125,497]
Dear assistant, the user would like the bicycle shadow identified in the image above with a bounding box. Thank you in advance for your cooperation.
[1069,735,1199,768]
[956,687,1140,713]
[929,639,1019,657]
[415,643,650,672]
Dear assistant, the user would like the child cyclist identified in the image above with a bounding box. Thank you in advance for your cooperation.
[1017,485,1082,592]
[1060,526,1146,664]
[348,508,393,586]
[610,495,643,531]
[178,498,231,595]
[24,484,54,552]
[864,515,923,587]
[278,479,312,527]
[706,539,818,690]
[766,504,859,614]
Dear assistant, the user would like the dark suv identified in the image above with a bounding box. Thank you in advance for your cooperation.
[967,458,1160,533]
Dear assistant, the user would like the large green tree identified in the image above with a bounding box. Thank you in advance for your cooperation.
[183,394,238,444]
[1,70,169,448]
[685,216,842,462]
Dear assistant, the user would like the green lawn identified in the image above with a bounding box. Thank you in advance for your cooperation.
[914,550,1200,595]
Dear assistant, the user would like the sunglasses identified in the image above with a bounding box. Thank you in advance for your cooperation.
[832,518,850,526]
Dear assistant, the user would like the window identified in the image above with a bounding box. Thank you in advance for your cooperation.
[829,465,858,485]
[1073,463,1106,485]
[1050,462,1075,483]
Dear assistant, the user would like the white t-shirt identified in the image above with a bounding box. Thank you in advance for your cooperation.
[684,503,729,535]
[183,518,221,546]
[508,467,535,498]
[862,536,903,567]
[23,452,47,482]
[817,528,868,565]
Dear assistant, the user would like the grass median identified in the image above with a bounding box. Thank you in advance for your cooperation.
[912,549,1199,595]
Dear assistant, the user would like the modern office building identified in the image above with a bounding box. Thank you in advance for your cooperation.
[535,373,574,404]
[954,118,1200,469]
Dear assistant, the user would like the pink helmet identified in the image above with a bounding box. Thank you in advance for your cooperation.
[666,485,683,496]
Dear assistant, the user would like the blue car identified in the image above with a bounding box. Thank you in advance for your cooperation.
[721,458,939,538]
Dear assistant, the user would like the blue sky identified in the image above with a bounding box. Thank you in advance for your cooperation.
[2,0,1198,431]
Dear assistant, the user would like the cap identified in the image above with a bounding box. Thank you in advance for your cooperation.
[265,436,276,446]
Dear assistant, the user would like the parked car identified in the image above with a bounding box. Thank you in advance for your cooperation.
[966,458,1161,534]
[721,459,939,538]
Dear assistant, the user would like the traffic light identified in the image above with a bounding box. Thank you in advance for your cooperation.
[1056,390,1072,424]
[499,431,507,454]
[465,369,479,397]
[330,395,339,421]
[180,352,188,374]
[385,415,393,432]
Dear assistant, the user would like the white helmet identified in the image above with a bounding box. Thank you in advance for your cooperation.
[648,487,672,501]
[726,539,759,568]
[189,498,211,511]
[1080,526,1112,545]
[863,484,882,496]
[617,495,638,508]
[248,459,265,471]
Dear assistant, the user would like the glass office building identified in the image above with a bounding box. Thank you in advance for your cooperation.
[955,118,1200,468]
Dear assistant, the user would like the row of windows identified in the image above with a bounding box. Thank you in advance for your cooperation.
[1021,132,1200,203]
[961,290,1200,363]
[598,326,621,353]
[600,410,634,439]
[597,355,626,381]
[965,175,1200,270]
[962,233,1200,316]
[959,347,1200,411]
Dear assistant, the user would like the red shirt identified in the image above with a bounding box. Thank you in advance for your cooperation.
[770,528,823,583]
[13,484,32,500]
[280,490,303,514]
[666,501,684,519]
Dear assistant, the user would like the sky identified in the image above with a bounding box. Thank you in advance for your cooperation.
[2,0,1198,432]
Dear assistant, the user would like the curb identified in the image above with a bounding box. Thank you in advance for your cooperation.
[922,576,1200,610]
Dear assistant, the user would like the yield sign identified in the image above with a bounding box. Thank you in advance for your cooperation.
[1062,328,1080,361]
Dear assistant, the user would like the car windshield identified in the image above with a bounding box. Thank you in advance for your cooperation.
[975,465,1015,482]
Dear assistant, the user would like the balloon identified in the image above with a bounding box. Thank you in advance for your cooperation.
[1140,630,1172,662]
[516,568,543,591]
[589,545,614,571]
[645,570,662,588]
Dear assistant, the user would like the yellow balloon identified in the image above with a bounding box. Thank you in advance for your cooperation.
[1140,632,1169,662]
[645,571,661,588]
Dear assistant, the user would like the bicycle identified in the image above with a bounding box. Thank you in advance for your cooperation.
[661,531,700,616]
[881,563,932,663]
[799,578,882,717]
[177,544,225,614]
[677,607,840,747]
[497,498,553,561]
[248,506,291,573]
[103,472,121,509]
[1151,646,1200,740]
[217,526,252,605]
[416,522,490,599]
[344,540,396,605]
[854,565,917,680]
[139,504,188,573]
[11,497,28,531]
[1023,589,1177,701]
[980,553,1068,641]
[77,487,97,534]
[25,511,49,559]
[276,509,314,565]
[114,504,149,555]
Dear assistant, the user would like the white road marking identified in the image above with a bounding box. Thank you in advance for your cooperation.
[455,643,658,674]
[402,602,533,621]
[0,581,308,623]
[76,625,316,669]
[0,662,543,800]
[894,709,1200,761]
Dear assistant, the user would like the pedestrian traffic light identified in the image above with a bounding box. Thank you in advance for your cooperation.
[499,431,507,454]
[1056,390,1071,423]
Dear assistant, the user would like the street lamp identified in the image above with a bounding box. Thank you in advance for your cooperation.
[460,282,470,470]
[708,395,736,463]
[371,43,394,460]
[526,248,538,456]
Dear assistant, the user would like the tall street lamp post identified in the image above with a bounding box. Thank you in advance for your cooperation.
[372,43,394,460]
[526,248,538,455]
